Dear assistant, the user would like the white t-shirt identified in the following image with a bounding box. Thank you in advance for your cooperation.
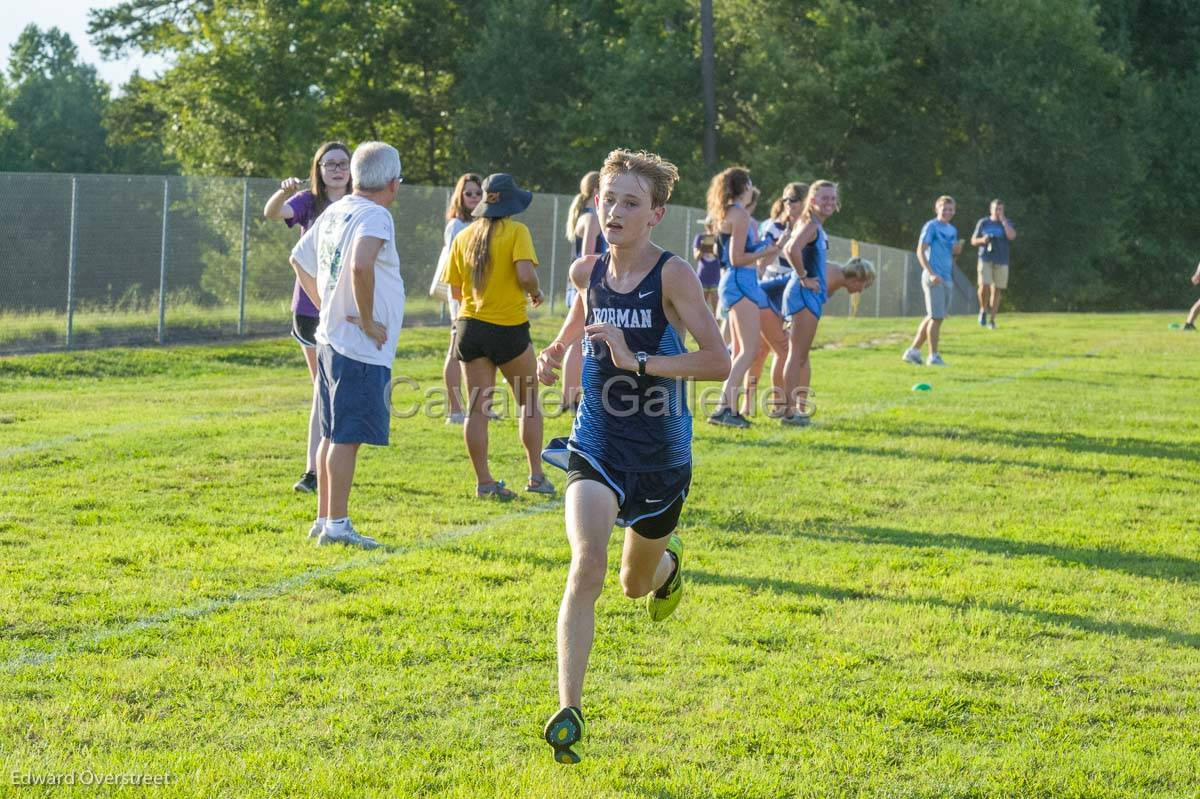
[291,194,406,367]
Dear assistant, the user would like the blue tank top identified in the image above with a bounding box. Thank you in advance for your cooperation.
[569,250,691,472]
[717,218,769,269]
[802,225,827,280]
[573,208,608,259]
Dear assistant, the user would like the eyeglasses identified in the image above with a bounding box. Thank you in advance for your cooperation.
[319,160,350,172]
[463,190,482,198]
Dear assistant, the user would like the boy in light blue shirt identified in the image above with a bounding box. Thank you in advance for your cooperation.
[903,195,962,366]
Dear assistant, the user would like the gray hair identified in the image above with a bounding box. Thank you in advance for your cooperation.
[351,142,402,191]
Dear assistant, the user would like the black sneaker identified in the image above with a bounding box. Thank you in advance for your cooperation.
[293,471,317,493]
[1185,323,1196,331]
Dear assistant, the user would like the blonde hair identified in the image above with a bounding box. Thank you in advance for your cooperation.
[800,180,839,224]
[705,167,751,226]
[935,195,955,208]
[599,149,679,209]
[842,257,876,288]
[463,217,500,295]
[565,171,601,240]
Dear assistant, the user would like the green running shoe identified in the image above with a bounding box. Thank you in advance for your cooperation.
[543,706,584,765]
[647,534,683,621]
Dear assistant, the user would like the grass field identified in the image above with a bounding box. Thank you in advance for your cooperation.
[0,312,1197,798]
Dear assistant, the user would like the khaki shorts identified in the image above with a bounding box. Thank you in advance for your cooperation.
[978,261,1009,289]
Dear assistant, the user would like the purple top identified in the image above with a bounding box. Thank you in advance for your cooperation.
[693,233,721,288]
[285,190,321,316]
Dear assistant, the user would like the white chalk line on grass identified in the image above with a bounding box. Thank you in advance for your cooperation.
[0,499,562,674]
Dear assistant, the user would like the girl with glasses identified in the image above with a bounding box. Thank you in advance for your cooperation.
[263,141,353,496]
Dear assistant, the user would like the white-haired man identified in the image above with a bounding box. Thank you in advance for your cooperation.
[290,141,405,549]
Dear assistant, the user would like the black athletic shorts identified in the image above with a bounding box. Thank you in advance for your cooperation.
[454,318,531,365]
[565,451,690,540]
[292,313,319,348]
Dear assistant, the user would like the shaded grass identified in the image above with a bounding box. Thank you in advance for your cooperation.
[0,312,1197,797]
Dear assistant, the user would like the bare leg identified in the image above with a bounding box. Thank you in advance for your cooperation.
[762,310,789,416]
[976,280,987,313]
[497,344,545,483]
[928,318,943,355]
[619,526,675,599]
[1187,298,1200,325]
[782,309,819,416]
[302,345,320,473]
[325,441,361,519]
[461,357,498,486]
[718,299,761,412]
[910,316,931,350]
[990,286,1003,318]
[557,480,618,709]
[443,328,464,416]
[316,436,331,519]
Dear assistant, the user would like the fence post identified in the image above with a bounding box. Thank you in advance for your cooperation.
[442,188,451,323]
[157,178,170,344]
[875,244,883,317]
[902,252,911,317]
[66,177,79,350]
[683,207,692,254]
[238,179,249,336]
[549,195,560,314]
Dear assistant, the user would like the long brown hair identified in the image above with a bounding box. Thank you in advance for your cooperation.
[463,217,501,295]
[446,172,484,222]
[309,141,352,215]
[705,167,751,226]
[774,182,809,223]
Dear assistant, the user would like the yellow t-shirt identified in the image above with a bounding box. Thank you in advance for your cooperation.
[447,219,539,326]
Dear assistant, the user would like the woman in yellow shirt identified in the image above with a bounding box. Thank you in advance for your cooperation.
[447,173,554,499]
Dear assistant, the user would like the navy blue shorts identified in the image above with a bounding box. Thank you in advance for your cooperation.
[315,344,391,446]
[541,437,690,540]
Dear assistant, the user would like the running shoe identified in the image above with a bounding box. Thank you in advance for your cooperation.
[988,319,997,330]
[927,353,948,367]
[648,534,683,621]
[901,347,923,366]
[708,409,751,428]
[978,310,987,327]
[307,521,323,541]
[293,471,317,493]
[544,706,585,765]
[317,521,381,550]
[446,411,465,425]
[780,412,812,428]
[1184,323,1195,331]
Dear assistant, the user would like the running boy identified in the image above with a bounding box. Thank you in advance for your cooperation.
[903,195,963,366]
[535,149,730,764]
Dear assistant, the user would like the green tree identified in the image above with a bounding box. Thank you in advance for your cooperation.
[0,25,111,173]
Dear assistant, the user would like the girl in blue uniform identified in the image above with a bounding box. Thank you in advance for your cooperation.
[561,171,607,410]
[744,182,807,418]
[535,150,730,764]
[706,167,779,428]
[781,180,839,426]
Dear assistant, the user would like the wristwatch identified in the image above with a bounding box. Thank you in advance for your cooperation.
[636,351,648,376]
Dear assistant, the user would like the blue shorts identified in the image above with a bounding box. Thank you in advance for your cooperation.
[759,272,791,318]
[718,266,770,310]
[782,273,827,320]
[315,344,392,446]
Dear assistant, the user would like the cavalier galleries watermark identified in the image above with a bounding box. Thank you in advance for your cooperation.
[383,375,816,420]
[10,771,174,787]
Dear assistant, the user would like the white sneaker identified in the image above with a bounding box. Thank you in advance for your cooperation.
[446,411,466,425]
[307,521,323,541]
[902,347,923,366]
[988,320,997,330]
[317,521,381,550]
[927,353,947,366]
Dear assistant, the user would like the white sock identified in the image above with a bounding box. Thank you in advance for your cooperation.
[327,517,349,531]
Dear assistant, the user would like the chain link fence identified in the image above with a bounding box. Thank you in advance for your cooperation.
[0,172,977,355]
